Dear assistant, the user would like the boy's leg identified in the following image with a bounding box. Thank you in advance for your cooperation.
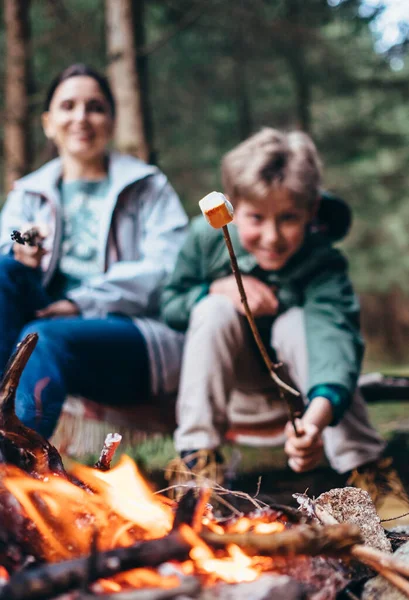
[174,295,277,452]
[0,256,50,376]
[271,307,385,474]
[174,295,247,452]
[15,316,150,439]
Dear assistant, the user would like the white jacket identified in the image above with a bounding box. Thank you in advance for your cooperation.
[0,152,188,395]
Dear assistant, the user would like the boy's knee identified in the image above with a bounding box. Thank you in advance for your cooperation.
[190,295,240,331]
[272,307,305,349]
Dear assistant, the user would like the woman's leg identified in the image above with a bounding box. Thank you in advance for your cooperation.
[15,316,150,439]
[0,256,50,376]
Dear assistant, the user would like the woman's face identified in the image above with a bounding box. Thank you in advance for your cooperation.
[42,76,114,163]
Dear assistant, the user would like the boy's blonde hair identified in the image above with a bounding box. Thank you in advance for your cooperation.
[221,128,322,208]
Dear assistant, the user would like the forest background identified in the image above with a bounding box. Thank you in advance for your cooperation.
[2,0,409,367]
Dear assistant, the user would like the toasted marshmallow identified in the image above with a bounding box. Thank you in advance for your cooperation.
[199,191,234,229]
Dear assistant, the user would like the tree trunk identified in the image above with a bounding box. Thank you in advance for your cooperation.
[284,0,312,132]
[4,0,32,192]
[132,0,156,164]
[105,0,150,162]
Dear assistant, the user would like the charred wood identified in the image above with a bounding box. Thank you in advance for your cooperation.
[0,334,67,479]
[0,528,192,600]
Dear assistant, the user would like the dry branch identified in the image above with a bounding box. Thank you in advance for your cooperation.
[202,522,362,556]
[0,528,193,600]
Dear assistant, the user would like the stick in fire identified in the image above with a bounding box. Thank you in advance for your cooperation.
[94,433,123,471]
[199,191,301,436]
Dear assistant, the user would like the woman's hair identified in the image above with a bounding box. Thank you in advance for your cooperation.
[221,128,322,208]
[44,63,116,117]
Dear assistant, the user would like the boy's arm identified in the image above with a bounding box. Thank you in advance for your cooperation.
[303,251,364,425]
[161,220,210,331]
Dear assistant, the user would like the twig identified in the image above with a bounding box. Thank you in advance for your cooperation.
[222,226,301,436]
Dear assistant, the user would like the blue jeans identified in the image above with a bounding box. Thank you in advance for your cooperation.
[0,256,150,439]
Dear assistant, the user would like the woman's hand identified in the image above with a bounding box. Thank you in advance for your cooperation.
[36,300,80,319]
[210,275,278,317]
[13,242,47,269]
[284,418,324,473]
[13,223,48,269]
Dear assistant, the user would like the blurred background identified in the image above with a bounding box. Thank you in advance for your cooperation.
[2,0,409,368]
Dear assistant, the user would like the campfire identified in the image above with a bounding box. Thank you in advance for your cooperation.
[1,335,409,600]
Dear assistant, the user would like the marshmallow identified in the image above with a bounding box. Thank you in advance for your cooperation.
[199,191,234,229]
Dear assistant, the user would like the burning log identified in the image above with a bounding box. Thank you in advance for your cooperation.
[0,527,193,600]
[0,334,67,479]
[202,522,362,557]
[94,433,123,471]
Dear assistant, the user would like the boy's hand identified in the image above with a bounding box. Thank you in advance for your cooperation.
[210,275,278,316]
[284,418,324,473]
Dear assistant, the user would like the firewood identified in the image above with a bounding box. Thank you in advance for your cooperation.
[312,498,409,598]
[0,333,68,479]
[94,433,122,471]
[202,522,362,556]
[0,528,193,600]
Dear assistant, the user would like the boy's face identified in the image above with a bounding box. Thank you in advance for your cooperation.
[234,188,315,271]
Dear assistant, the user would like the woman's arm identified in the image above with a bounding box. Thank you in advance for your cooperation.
[0,189,33,255]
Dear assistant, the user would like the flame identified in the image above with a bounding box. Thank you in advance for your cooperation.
[0,454,289,591]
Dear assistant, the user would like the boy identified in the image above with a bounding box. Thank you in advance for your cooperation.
[161,128,408,523]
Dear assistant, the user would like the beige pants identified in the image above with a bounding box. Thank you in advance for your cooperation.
[174,295,385,473]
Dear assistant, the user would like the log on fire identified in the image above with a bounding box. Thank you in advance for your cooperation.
[202,522,363,557]
[0,334,67,479]
[0,527,193,600]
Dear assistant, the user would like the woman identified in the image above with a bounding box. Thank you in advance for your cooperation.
[0,64,188,439]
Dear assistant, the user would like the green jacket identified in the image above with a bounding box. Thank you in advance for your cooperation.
[161,202,364,403]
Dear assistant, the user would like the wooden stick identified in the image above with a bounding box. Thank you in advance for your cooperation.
[94,433,122,471]
[202,522,362,556]
[222,225,301,436]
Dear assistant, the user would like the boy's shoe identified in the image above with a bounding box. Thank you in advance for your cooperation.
[165,449,225,501]
[347,457,409,528]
